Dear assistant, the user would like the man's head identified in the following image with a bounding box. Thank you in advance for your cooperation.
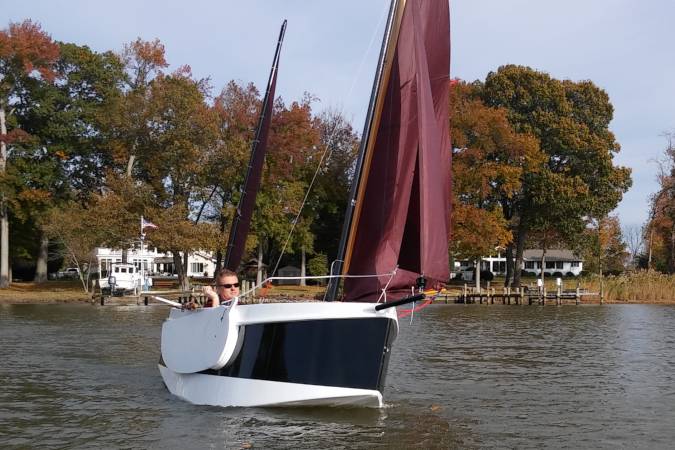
[214,268,240,301]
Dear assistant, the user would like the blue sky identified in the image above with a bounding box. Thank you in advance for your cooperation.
[4,0,674,230]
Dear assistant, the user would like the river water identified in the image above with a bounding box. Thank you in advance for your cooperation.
[1,304,674,449]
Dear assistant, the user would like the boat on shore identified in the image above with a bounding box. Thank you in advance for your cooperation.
[98,263,141,295]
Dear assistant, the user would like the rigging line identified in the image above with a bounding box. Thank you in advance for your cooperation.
[240,270,396,298]
[270,3,391,278]
[376,266,398,304]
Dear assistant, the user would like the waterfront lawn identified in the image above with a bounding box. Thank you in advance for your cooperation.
[0,280,92,304]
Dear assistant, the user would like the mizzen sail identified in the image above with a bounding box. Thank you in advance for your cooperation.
[342,0,451,302]
[223,21,287,272]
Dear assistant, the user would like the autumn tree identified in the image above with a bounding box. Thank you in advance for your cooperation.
[645,132,675,272]
[254,95,321,279]
[581,215,628,275]
[450,80,542,283]
[43,202,104,292]
[0,20,59,287]
[139,67,221,290]
[208,81,260,273]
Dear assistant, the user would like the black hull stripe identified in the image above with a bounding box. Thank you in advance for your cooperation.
[179,317,397,392]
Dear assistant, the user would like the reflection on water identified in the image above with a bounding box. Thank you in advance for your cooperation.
[1,304,674,448]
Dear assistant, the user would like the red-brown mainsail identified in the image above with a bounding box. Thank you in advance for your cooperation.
[342,0,451,302]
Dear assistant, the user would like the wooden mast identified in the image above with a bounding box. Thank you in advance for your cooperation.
[326,0,407,301]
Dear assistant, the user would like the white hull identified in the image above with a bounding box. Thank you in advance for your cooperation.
[158,364,383,407]
[159,301,398,408]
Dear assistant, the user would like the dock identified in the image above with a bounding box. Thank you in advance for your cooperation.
[433,282,602,305]
[95,280,600,307]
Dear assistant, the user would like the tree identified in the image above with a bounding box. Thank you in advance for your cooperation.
[0,20,59,287]
[43,202,101,292]
[307,252,328,285]
[209,81,262,273]
[480,65,632,286]
[307,108,359,268]
[11,42,124,281]
[623,224,644,269]
[252,95,321,277]
[139,68,221,290]
[645,132,675,272]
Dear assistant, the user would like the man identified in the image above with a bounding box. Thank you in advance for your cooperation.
[202,268,240,308]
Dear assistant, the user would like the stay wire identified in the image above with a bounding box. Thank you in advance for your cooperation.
[270,3,390,278]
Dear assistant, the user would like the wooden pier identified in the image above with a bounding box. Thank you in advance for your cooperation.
[95,280,600,307]
[433,282,601,305]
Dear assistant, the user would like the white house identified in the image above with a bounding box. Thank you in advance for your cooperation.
[457,249,583,279]
[95,246,217,278]
[521,249,583,277]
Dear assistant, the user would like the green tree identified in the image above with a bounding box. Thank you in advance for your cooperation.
[307,252,328,285]
[309,109,360,265]
[12,42,124,281]
[0,20,59,287]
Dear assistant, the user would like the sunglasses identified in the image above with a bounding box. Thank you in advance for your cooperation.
[215,283,240,289]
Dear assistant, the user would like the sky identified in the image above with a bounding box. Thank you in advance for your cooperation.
[4,0,674,230]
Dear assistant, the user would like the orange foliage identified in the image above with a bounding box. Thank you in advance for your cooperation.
[0,20,59,81]
[451,201,511,259]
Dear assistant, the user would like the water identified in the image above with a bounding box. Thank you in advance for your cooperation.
[1,304,674,449]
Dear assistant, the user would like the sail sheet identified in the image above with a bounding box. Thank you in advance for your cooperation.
[344,0,451,301]
[224,22,286,272]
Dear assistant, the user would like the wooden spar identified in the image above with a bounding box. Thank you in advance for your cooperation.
[326,0,406,301]
[222,20,287,271]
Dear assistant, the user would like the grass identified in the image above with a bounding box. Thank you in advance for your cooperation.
[581,271,675,303]
[0,280,93,304]
[453,271,675,303]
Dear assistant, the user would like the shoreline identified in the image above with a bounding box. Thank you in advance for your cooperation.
[2,279,675,305]
[2,295,675,306]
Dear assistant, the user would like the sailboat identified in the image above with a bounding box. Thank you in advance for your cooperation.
[158,0,451,408]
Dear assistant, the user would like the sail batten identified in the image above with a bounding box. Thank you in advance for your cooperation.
[342,0,451,302]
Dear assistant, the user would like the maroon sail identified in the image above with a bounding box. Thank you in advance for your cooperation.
[343,0,451,301]
[224,21,286,272]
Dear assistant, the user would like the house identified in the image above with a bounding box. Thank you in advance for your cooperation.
[94,246,217,278]
[457,249,583,279]
[277,265,301,285]
[521,249,583,277]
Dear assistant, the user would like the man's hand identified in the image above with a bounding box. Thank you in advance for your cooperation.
[184,301,198,310]
[202,285,219,307]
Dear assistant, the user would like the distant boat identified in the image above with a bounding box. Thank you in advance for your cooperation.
[158,0,451,408]
[98,263,141,294]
